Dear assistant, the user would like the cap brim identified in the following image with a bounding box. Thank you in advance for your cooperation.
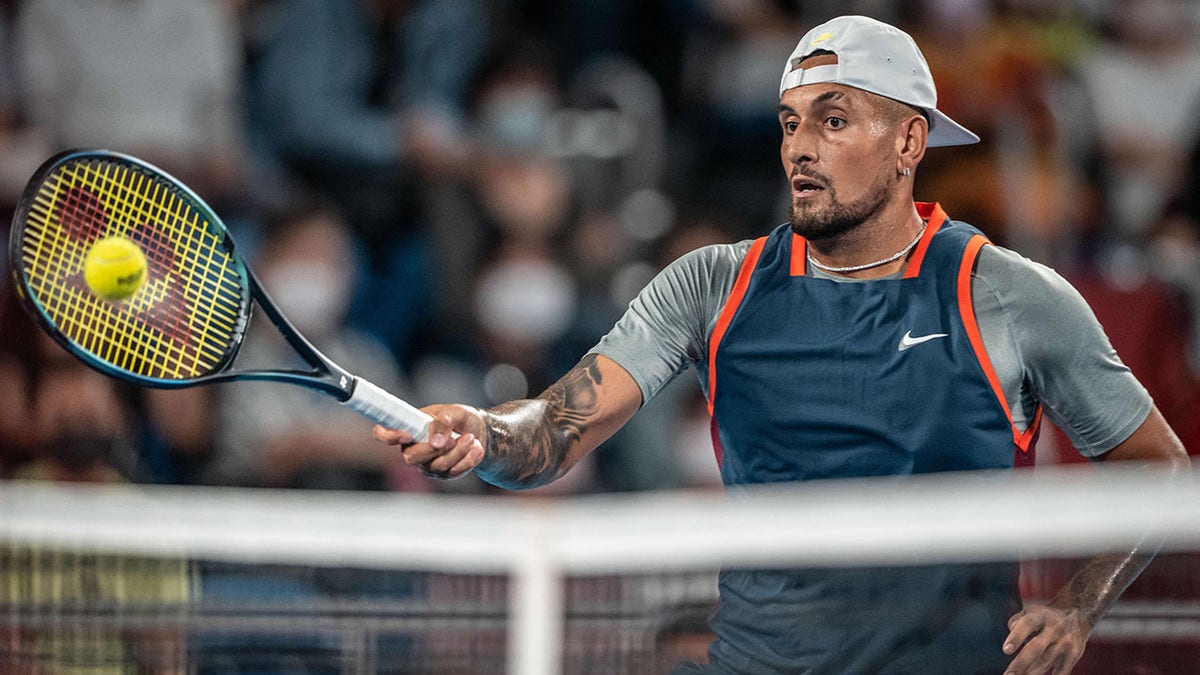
[927,108,979,147]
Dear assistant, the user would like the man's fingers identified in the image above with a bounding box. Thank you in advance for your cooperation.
[1005,621,1084,675]
[1003,612,1044,656]
[426,433,478,475]
[1008,638,1078,675]
[446,438,486,477]
[1003,612,1047,675]
[402,442,441,466]
[426,408,480,449]
[373,424,413,446]
[1005,632,1051,675]
[1005,606,1089,675]
[374,405,488,479]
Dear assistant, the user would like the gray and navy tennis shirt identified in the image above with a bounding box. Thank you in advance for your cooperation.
[590,203,1152,673]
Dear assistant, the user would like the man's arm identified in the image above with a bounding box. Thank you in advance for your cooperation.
[372,354,643,489]
[1002,406,1191,675]
[372,243,749,488]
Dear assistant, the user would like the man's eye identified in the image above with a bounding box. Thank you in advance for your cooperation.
[784,121,799,133]
[826,116,846,129]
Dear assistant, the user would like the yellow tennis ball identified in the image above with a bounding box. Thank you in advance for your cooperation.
[84,236,147,301]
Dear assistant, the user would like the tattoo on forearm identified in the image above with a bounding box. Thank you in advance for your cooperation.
[1055,461,1184,627]
[477,354,603,489]
[1060,549,1153,628]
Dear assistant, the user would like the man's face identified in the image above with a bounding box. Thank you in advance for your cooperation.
[778,83,903,240]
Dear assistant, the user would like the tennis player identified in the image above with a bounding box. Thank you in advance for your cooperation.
[375,15,1190,674]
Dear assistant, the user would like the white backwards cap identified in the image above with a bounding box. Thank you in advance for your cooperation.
[779,15,979,147]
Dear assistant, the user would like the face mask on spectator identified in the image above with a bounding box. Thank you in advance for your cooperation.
[262,263,350,340]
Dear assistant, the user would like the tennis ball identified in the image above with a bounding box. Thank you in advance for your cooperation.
[84,236,147,301]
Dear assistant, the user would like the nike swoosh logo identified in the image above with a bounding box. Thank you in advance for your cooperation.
[898,330,949,351]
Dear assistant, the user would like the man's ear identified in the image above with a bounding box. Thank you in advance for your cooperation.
[897,113,928,175]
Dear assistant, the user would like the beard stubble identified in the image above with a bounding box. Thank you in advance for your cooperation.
[788,170,893,241]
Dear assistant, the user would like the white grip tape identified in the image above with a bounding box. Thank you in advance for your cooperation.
[343,377,433,441]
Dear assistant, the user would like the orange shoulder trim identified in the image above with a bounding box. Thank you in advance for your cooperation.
[957,233,1041,455]
[903,202,949,278]
[707,236,768,415]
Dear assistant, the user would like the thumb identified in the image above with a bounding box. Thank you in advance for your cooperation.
[422,404,484,448]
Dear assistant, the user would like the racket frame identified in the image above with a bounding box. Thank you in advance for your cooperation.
[9,149,356,401]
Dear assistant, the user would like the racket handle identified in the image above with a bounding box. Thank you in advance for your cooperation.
[343,377,435,442]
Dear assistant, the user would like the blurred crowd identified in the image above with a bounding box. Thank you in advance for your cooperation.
[0,0,1198,496]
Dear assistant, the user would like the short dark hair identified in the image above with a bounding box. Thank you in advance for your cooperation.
[799,49,837,63]
[878,96,927,125]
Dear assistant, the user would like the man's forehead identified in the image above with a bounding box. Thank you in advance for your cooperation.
[779,82,875,110]
[780,48,919,118]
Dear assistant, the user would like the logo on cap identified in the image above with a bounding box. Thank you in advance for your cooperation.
[812,32,834,46]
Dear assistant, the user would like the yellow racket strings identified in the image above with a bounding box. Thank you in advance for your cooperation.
[20,159,245,380]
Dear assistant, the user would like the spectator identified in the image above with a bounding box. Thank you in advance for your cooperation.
[206,202,431,491]
[9,338,132,484]
[244,0,487,363]
[0,289,39,476]
[676,0,805,238]
[0,0,49,212]
[14,0,245,200]
[464,57,597,494]
[0,278,134,483]
[1075,0,1200,237]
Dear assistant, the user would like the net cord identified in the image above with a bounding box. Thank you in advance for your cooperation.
[2,464,1198,675]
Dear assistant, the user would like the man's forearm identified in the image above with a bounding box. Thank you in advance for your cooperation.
[475,354,603,489]
[1051,548,1153,629]
[1052,450,1190,629]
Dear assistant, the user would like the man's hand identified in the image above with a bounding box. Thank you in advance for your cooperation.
[373,404,488,479]
[1003,407,1189,674]
[372,355,642,490]
[1002,604,1090,675]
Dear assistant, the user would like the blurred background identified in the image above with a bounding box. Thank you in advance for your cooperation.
[0,0,1198,496]
[3,2,1200,673]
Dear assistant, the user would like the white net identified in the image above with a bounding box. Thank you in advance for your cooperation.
[1,464,1198,674]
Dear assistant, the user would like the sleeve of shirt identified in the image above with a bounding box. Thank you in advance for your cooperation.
[973,246,1153,457]
[587,242,749,405]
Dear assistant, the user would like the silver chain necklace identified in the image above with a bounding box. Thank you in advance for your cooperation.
[806,221,928,274]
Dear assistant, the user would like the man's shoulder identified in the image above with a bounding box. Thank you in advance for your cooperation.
[972,244,1087,319]
[975,244,1069,288]
[688,239,758,261]
[631,238,761,331]
[662,239,757,277]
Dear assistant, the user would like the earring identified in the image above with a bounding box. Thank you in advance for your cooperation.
[902,167,911,177]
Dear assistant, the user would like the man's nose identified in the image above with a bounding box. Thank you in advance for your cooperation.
[782,126,818,166]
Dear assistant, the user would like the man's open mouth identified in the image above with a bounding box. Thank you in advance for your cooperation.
[792,178,825,196]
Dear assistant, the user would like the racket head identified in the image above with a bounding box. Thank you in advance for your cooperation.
[9,150,252,387]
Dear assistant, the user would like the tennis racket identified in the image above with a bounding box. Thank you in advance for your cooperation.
[8,149,436,440]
